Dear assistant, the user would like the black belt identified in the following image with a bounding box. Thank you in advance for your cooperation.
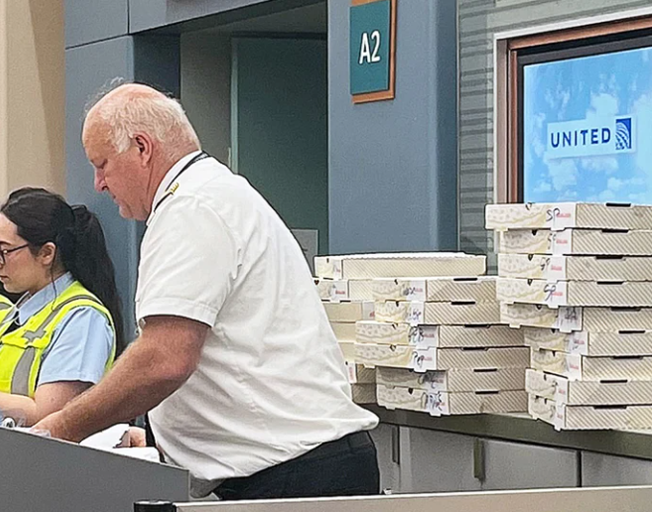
[297,430,373,463]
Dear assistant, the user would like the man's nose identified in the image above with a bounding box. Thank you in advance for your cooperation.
[94,170,106,193]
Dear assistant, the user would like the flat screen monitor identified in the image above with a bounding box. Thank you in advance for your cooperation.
[519,35,652,204]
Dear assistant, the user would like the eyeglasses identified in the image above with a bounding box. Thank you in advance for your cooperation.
[0,244,29,266]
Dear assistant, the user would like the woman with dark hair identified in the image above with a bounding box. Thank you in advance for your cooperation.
[0,187,123,426]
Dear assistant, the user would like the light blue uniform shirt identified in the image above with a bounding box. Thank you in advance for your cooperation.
[14,272,113,387]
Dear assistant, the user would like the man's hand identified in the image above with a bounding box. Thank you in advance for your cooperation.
[32,410,73,440]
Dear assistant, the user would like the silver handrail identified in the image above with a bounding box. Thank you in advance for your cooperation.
[136,484,652,512]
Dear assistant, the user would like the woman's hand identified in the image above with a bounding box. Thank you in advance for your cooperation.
[128,426,147,447]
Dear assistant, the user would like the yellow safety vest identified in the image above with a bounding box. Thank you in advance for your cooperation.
[0,281,116,398]
[0,295,12,310]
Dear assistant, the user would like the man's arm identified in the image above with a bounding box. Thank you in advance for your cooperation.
[0,382,91,426]
[32,315,209,442]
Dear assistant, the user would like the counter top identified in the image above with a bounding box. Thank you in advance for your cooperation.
[365,405,652,460]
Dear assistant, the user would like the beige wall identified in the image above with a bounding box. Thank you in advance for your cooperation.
[0,0,65,199]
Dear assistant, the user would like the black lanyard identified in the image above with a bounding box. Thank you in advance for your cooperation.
[153,151,210,212]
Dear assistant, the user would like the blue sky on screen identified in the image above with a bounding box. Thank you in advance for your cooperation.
[523,45,652,204]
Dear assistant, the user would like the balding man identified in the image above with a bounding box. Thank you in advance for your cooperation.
[34,83,379,500]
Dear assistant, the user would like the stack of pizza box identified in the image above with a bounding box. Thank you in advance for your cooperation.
[487,202,652,430]
[314,256,377,404]
[315,252,528,415]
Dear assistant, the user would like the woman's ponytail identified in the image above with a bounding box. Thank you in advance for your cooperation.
[70,205,125,355]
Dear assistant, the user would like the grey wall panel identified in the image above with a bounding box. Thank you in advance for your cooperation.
[130,0,269,32]
[129,0,322,33]
[369,423,401,493]
[328,0,458,254]
[66,36,138,343]
[65,0,128,48]
[458,0,652,255]
[232,37,329,252]
[399,427,481,493]
[481,439,578,490]
[0,428,188,512]
[180,32,232,165]
[134,35,181,96]
[582,452,652,486]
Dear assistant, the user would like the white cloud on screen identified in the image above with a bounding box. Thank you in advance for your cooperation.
[558,88,570,120]
[629,193,647,203]
[579,92,619,174]
[589,92,618,116]
[560,189,578,200]
[607,177,624,191]
[525,112,546,170]
[533,181,552,193]
[580,157,618,173]
[548,159,578,191]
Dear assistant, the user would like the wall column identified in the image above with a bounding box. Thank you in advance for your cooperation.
[0,0,65,197]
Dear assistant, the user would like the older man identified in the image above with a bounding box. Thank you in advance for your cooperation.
[34,83,379,500]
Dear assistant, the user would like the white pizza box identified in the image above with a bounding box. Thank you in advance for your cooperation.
[338,340,356,362]
[351,384,376,405]
[375,301,501,325]
[524,327,652,357]
[529,394,652,430]
[530,348,652,381]
[496,278,652,308]
[528,394,557,425]
[376,383,428,413]
[355,342,528,371]
[314,253,486,280]
[330,322,357,342]
[499,228,652,256]
[498,253,652,281]
[500,303,652,332]
[323,301,374,322]
[377,366,525,393]
[355,342,437,371]
[315,279,375,302]
[486,202,652,231]
[526,369,652,406]
[355,321,412,346]
[371,277,496,303]
[316,279,349,301]
[344,362,376,384]
[433,347,529,370]
[378,384,527,416]
[356,321,524,348]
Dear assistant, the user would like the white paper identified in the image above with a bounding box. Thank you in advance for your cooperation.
[410,347,437,372]
[407,301,425,326]
[113,447,161,463]
[80,423,130,450]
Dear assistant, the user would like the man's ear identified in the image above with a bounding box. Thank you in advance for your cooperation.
[133,133,154,165]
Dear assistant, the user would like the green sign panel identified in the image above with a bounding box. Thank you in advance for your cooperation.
[350,0,392,96]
